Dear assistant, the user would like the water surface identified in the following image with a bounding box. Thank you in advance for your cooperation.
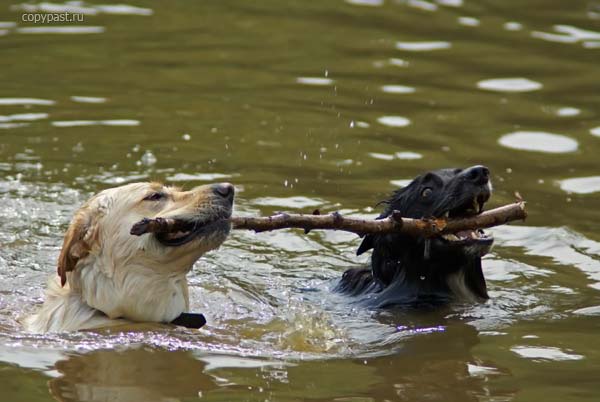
[1,1,600,401]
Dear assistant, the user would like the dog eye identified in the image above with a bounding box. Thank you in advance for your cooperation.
[421,187,433,197]
[143,192,166,201]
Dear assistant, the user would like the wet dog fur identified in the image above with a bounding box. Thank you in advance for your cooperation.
[337,166,494,307]
[23,182,234,333]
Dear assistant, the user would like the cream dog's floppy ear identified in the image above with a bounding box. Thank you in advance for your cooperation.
[57,204,101,287]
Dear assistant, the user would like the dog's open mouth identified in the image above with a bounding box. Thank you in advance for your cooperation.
[439,191,493,246]
[440,228,492,245]
[154,218,229,247]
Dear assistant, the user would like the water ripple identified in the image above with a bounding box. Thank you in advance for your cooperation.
[17,26,105,34]
[558,176,600,194]
[381,85,416,94]
[395,41,451,51]
[377,116,411,127]
[477,78,542,92]
[70,96,107,103]
[498,131,578,153]
[296,77,334,86]
[0,98,55,105]
[511,346,584,361]
[532,25,600,45]
[52,119,140,127]
[0,113,48,122]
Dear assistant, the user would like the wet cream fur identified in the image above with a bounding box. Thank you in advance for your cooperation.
[23,182,232,333]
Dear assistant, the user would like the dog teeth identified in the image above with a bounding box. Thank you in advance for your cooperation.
[442,234,460,241]
[443,211,449,218]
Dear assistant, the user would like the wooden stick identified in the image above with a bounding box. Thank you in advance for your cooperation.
[230,201,526,237]
[130,217,191,236]
[130,201,526,238]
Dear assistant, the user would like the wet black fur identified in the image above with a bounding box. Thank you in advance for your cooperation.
[336,166,493,307]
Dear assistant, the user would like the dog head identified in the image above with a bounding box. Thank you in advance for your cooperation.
[56,182,234,322]
[358,166,493,302]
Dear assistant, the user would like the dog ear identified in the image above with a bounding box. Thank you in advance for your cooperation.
[358,189,406,256]
[57,205,100,287]
[357,234,374,256]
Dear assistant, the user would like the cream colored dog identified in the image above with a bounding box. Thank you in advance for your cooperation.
[24,181,234,333]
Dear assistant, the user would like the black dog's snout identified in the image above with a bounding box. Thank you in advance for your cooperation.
[464,165,490,185]
[212,183,235,201]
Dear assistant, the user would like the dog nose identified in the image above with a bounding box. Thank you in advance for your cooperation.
[464,165,490,185]
[212,183,235,201]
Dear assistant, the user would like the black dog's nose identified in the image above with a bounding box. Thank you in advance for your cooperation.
[212,182,235,201]
[464,165,490,185]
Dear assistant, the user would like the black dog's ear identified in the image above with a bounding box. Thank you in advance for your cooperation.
[381,184,415,216]
[358,185,413,256]
[357,234,374,255]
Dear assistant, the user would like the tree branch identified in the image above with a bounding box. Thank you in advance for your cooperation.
[130,201,527,238]
[230,201,526,237]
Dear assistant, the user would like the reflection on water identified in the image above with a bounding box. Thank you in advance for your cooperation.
[556,107,581,117]
[0,113,48,122]
[395,41,451,51]
[511,346,584,361]
[381,84,416,94]
[377,116,411,127]
[2,0,600,400]
[532,24,600,47]
[477,78,542,92]
[70,96,107,104]
[498,131,579,153]
[16,26,105,34]
[0,98,55,105]
[51,120,140,127]
[558,176,600,195]
[295,77,334,86]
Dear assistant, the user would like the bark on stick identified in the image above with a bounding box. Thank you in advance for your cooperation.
[230,202,526,237]
[130,201,526,238]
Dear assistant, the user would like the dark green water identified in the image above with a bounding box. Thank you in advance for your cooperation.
[1,1,600,401]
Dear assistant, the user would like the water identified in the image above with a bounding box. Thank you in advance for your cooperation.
[1,1,600,401]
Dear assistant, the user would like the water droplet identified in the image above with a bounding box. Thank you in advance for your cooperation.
[140,150,157,166]
[72,142,84,153]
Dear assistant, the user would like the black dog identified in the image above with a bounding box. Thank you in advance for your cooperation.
[337,166,494,307]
